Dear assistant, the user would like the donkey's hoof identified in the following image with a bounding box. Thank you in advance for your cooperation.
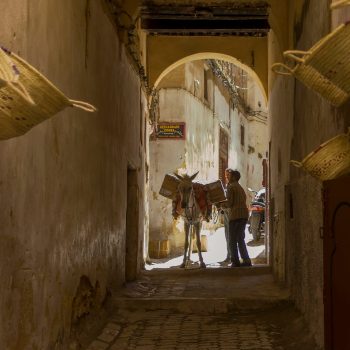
[179,262,186,268]
[200,262,206,268]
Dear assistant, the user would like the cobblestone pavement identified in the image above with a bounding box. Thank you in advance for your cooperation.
[86,306,318,350]
[84,269,319,350]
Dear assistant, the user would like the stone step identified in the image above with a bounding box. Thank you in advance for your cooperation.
[145,265,272,276]
[112,296,291,315]
[112,266,290,315]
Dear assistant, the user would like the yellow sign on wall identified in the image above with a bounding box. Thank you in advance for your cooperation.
[156,122,186,139]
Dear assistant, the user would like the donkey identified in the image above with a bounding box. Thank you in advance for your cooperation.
[173,172,206,268]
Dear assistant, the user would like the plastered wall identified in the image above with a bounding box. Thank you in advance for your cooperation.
[269,0,350,347]
[149,87,218,249]
[0,1,146,349]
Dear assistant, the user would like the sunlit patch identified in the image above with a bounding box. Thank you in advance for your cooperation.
[146,226,266,270]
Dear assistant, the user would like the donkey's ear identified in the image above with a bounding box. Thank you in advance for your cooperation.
[173,173,183,181]
[190,171,199,181]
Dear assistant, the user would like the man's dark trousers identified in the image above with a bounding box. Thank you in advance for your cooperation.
[229,218,249,265]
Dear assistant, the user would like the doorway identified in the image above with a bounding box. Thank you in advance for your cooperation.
[125,167,139,282]
[324,175,350,350]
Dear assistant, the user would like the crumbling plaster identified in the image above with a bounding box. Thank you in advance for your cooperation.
[269,0,350,347]
[0,0,146,349]
[149,87,218,249]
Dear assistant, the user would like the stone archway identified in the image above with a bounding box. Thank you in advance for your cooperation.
[152,52,267,104]
[147,53,269,268]
[147,36,268,100]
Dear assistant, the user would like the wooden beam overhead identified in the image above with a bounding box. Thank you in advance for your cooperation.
[140,3,269,36]
[141,4,269,17]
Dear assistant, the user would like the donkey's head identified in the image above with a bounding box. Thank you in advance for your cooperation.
[174,172,199,209]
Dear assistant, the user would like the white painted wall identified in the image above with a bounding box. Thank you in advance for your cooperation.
[228,108,248,190]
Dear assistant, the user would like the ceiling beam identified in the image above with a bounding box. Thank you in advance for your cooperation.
[140,3,269,36]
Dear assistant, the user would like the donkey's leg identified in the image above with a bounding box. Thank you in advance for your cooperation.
[195,223,206,268]
[180,222,190,268]
[187,225,193,264]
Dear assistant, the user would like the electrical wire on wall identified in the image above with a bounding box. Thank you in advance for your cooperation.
[207,59,248,115]
[207,59,267,124]
[104,0,149,91]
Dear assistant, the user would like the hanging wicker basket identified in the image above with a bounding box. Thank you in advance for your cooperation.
[0,47,97,140]
[290,128,350,181]
[272,22,350,107]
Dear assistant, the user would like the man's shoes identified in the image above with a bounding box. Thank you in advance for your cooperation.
[241,259,252,267]
[230,262,241,268]
[223,257,231,263]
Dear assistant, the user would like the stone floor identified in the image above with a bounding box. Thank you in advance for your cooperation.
[84,268,320,350]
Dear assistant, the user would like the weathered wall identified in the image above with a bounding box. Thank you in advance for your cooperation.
[247,75,268,112]
[228,108,248,189]
[213,64,268,193]
[268,27,295,284]
[269,0,350,347]
[246,118,267,196]
[0,0,146,349]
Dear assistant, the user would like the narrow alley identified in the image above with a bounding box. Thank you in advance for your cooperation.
[0,1,349,350]
[84,268,317,350]
[83,228,315,350]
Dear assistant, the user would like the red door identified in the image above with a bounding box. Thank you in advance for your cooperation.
[324,176,350,350]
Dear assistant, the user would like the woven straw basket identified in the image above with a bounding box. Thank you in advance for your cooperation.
[0,47,96,140]
[290,128,350,181]
[272,22,350,107]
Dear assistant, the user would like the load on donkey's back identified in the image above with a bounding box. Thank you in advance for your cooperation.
[159,172,226,268]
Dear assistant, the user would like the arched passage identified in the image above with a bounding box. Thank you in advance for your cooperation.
[148,56,268,269]
[147,35,268,99]
[153,52,267,104]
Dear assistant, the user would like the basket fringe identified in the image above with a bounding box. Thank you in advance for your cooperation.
[0,46,97,140]
[69,100,97,112]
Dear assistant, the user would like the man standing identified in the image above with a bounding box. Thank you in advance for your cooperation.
[223,169,231,262]
[221,169,251,267]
